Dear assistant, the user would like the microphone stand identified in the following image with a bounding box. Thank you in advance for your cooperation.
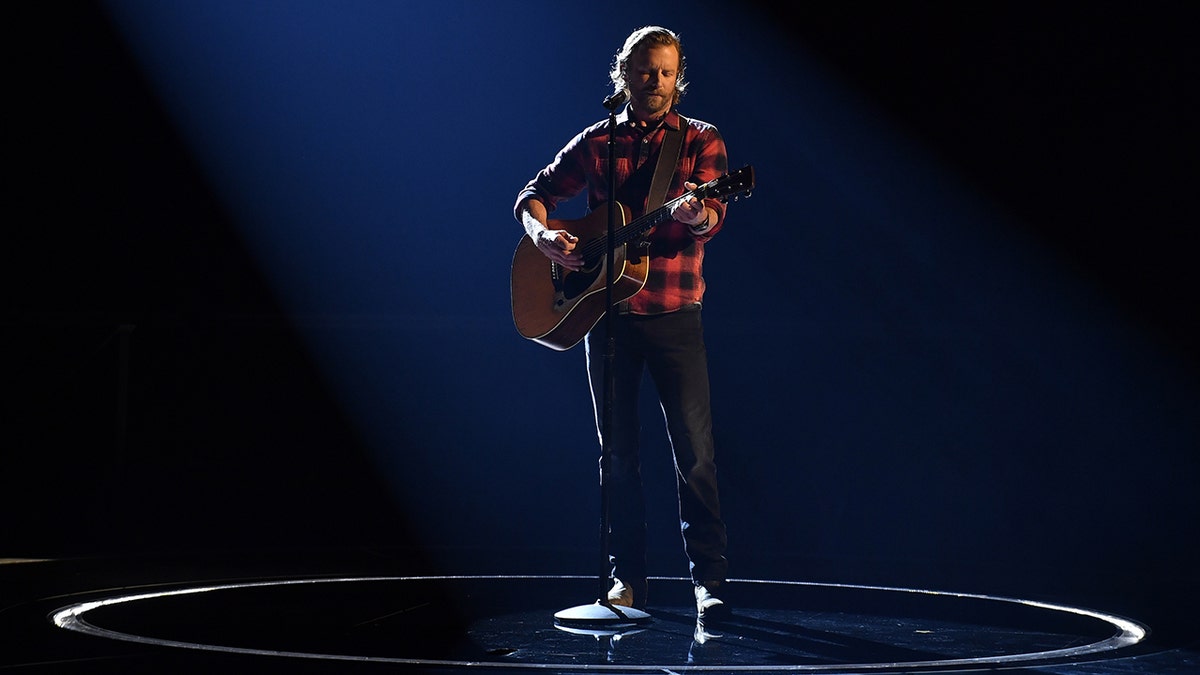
[554,89,650,628]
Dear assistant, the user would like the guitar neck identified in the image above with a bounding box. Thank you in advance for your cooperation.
[580,193,691,261]
[615,194,688,246]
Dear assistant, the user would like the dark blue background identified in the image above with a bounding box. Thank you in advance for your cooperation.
[6,0,1197,637]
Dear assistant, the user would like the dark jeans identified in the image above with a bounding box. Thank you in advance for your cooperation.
[585,308,728,587]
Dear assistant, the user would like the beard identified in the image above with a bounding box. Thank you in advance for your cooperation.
[634,90,672,118]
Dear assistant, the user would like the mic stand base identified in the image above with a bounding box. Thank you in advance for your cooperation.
[554,600,652,627]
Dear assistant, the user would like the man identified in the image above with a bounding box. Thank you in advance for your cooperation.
[514,26,730,619]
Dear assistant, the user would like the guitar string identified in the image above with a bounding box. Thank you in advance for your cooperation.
[578,195,683,263]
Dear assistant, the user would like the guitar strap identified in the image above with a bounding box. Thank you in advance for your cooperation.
[616,115,685,315]
[646,114,686,211]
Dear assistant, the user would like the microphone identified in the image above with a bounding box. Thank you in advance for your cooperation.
[602,89,628,110]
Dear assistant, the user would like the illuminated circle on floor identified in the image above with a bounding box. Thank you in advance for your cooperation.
[51,575,1148,672]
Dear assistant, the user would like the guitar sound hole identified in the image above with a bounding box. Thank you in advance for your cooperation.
[561,265,601,300]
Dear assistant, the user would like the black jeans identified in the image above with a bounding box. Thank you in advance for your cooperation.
[585,308,728,587]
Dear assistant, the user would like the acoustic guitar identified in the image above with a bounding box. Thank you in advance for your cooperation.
[510,165,755,350]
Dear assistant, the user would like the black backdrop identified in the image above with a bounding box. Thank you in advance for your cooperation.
[5,0,1197,639]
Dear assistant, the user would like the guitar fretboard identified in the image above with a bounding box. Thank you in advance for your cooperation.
[579,193,689,263]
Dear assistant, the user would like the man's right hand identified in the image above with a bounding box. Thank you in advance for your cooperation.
[535,228,583,271]
[519,197,583,271]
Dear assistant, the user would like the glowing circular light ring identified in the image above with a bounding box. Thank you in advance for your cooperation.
[51,575,1148,672]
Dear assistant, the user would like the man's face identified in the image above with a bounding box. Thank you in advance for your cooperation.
[626,44,679,122]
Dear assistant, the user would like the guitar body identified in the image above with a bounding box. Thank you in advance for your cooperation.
[511,202,647,351]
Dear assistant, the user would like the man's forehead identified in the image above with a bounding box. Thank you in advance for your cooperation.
[631,44,679,67]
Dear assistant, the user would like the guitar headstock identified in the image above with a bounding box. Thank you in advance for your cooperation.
[694,165,755,203]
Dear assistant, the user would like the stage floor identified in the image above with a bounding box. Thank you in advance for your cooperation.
[1,551,1195,674]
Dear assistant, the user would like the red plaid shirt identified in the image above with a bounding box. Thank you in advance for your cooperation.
[516,109,728,314]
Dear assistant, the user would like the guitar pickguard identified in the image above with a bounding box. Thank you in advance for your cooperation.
[556,261,603,306]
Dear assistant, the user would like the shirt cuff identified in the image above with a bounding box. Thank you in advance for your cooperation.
[688,210,714,235]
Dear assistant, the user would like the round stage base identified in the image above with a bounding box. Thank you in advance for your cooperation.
[50,574,1148,673]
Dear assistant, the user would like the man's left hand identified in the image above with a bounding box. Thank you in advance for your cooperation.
[671,181,709,227]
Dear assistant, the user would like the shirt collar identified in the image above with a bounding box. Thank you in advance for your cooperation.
[616,107,680,131]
